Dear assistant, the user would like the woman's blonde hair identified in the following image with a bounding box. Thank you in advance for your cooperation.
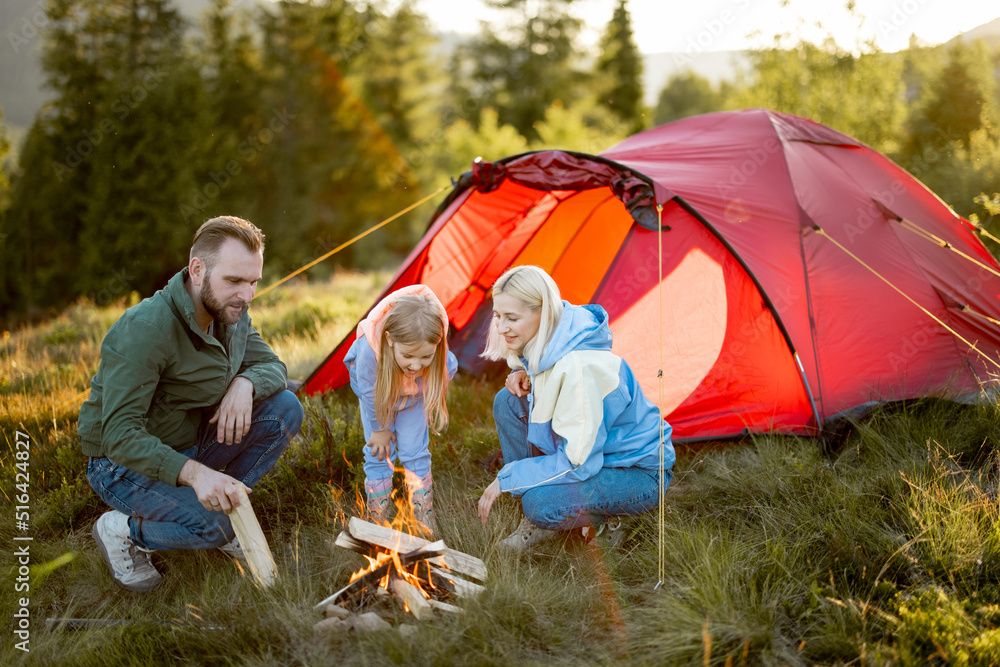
[376,295,451,433]
[481,265,564,373]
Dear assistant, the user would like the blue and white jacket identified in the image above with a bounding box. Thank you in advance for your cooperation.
[497,302,674,496]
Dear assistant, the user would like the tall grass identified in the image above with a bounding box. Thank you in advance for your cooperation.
[5,276,1000,665]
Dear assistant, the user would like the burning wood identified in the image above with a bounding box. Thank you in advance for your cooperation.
[314,516,486,632]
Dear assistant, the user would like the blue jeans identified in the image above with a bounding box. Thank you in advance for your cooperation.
[493,388,668,531]
[87,390,303,551]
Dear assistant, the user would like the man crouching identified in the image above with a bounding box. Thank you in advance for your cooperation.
[78,215,304,592]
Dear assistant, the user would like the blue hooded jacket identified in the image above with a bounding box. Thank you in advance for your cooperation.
[497,302,674,496]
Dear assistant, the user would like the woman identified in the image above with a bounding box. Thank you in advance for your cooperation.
[477,265,675,549]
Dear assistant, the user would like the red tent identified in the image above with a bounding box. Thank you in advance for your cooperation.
[302,109,1000,441]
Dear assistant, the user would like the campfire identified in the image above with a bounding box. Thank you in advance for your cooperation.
[314,495,487,634]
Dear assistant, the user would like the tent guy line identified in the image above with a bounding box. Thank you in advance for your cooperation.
[814,226,1000,373]
[254,184,450,300]
[61,185,452,414]
[897,217,1000,280]
[303,109,1000,442]
[656,202,666,590]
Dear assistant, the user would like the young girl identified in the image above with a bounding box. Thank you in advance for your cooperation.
[477,265,674,549]
[344,285,457,534]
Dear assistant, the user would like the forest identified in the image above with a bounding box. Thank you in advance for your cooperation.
[0,0,998,321]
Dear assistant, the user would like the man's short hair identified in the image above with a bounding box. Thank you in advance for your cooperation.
[190,216,265,269]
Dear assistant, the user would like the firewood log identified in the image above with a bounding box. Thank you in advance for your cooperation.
[226,486,277,588]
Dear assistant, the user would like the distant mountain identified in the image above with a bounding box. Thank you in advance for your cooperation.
[641,50,749,107]
[946,16,1000,48]
[0,0,260,129]
[641,15,1000,108]
[2,3,999,132]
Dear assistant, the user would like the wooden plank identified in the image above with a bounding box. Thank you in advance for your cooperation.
[335,531,373,555]
[313,541,448,610]
[227,486,277,588]
[347,517,487,581]
[426,599,463,614]
[389,578,433,621]
[429,566,485,598]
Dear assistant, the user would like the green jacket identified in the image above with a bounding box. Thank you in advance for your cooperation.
[79,268,288,485]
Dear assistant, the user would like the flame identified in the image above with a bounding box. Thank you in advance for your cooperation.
[356,463,434,538]
[340,464,445,606]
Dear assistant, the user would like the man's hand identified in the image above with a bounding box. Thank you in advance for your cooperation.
[209,376,254,444]
[477,477,502,523]
[178,459,251,512]
[505,369,531,397]
[369,430,395,462]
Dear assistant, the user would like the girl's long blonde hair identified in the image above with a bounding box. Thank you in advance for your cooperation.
[481,265,564,373]
[375,294,451,433]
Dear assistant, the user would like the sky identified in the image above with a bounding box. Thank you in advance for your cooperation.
[413,0,998,54]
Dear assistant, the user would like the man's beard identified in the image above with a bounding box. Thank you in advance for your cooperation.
[201,273,247,326]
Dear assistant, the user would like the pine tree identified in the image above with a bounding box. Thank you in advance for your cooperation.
[654,72,722,126]
[906,41,999,155]
[254,0,424,274]
[179,0,269,232]
[348,1,440,160]
[594,0,645,134]
[453,0,587,141]
[0,107,11,213]
[2,0,205,315]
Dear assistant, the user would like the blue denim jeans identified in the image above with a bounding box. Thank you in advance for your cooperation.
[493,388,669,531]
[87,390,303,551]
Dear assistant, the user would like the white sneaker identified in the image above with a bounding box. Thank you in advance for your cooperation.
[218,536,246,561]
[501,517,557,550]
[92,511,162,592]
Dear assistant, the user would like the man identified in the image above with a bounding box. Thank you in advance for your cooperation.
[79,216,304,592]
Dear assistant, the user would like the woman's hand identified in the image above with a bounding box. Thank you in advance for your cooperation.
[478,477,502,523]
[368,429,395,461]
[505,370,531,397]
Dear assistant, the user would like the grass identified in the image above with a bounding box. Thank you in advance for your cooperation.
[5,274,1000,665]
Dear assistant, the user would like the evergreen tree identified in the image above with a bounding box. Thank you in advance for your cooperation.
[255,0,422,274]
[594,0,645,134]
[725,40,907,155]
[452,0,587,141]
[0,107,11,213]
[348,1,441,163]
[654,72,722,126]
[898,40,1000,223]
[1,0,205,315]
[906,41,999,155]
[179,0,269,233]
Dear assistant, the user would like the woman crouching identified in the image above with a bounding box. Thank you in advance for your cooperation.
[477,265,675,549]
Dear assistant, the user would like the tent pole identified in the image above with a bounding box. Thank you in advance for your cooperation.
[794,352,823,433]
[672,196,824,434]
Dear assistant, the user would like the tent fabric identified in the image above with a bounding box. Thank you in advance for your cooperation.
[302,108,1000,442]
